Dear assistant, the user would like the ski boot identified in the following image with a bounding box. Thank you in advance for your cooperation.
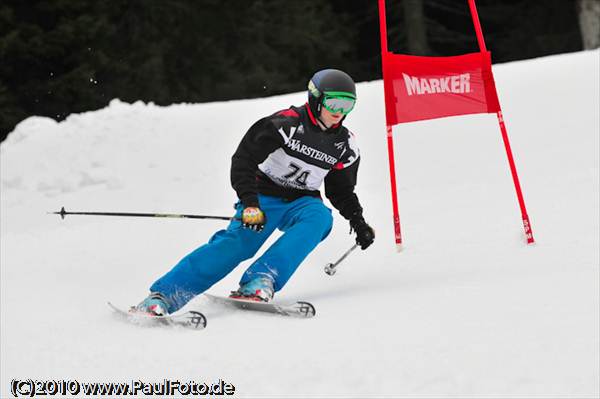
[230,276,275,302]
[132,292,170,316]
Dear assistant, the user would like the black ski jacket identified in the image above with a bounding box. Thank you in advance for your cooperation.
[230,103,363,220]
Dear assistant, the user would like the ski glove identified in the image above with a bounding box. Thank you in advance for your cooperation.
[241,207,266,232]
[349,214,375,250]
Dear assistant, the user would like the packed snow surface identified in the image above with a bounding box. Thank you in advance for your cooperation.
[2,50,599,398]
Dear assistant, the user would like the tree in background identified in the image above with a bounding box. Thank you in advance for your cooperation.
[0,1,113,135]
[0,0,352,139]
[403,0,430,55]
[577,0,600,49]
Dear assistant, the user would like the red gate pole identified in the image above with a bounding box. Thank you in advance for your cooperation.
[378,0,403,251]
[468,0,535,244]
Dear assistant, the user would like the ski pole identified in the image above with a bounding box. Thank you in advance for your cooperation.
[324,244,359,276]
[49,207,237,221]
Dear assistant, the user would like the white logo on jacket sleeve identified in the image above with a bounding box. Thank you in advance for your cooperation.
[340,132,360,168]
[277,126,297,144]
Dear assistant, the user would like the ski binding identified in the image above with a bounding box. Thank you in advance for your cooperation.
[204,294,315,318]
[108,302,207,330]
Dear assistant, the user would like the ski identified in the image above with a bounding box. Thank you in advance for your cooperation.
[107,302,207,330]
[204,294,316,318]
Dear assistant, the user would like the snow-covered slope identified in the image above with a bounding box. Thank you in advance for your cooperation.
[2,50,599,398]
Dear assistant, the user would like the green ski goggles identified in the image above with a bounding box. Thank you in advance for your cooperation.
[321,92,356,115]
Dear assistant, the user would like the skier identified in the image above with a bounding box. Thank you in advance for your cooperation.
[136,69,375,315]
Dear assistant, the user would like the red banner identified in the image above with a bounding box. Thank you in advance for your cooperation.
[382,51,500,125]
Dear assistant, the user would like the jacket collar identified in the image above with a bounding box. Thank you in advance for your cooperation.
[304,103,342,131]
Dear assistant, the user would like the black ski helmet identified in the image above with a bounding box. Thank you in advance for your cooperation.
[307,69,356,116]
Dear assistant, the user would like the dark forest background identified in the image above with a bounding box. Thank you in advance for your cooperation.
[0,0,591,140]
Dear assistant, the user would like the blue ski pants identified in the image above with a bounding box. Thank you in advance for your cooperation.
[150,195,333,312]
